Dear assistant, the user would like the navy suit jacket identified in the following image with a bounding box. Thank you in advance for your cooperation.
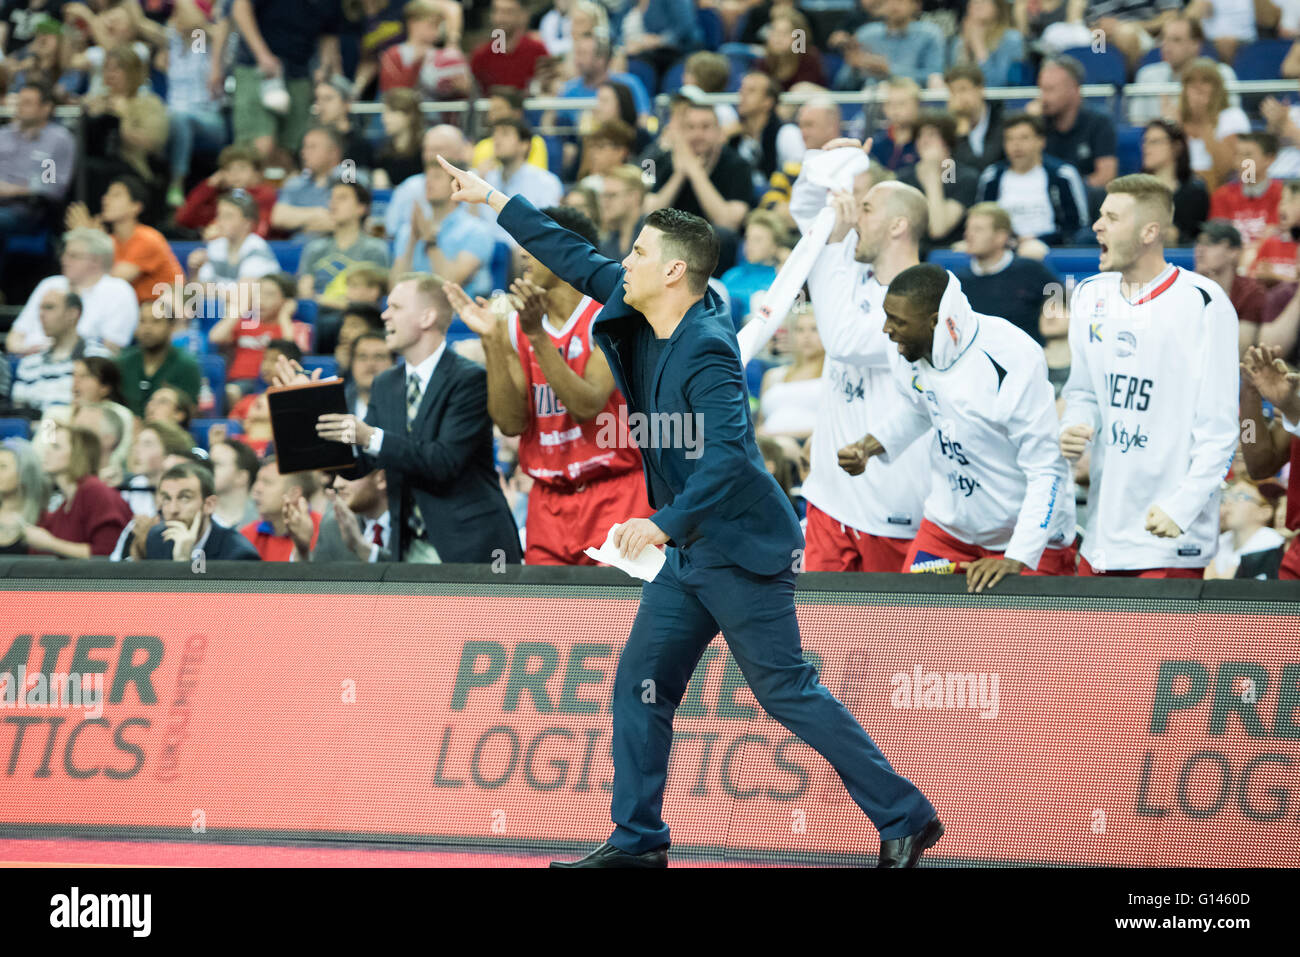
[498,196,802,576]
[339,346,521,564]
[144,520,261,560]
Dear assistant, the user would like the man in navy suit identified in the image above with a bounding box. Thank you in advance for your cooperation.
[438,156,943,868]
[286,273,521,564]
[144,463,261,562]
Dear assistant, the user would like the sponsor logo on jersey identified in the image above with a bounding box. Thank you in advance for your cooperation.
[1116,330,1137,358]
[1178,546,1203,557]
[1089,322,1103,343]
[908,551,957,574]
[945,316,959,345]
[886,513,914,526]
[567,338,584,360]
[1107,420,1149,453]
[948,471,980,497]
[1106,374,1153,411]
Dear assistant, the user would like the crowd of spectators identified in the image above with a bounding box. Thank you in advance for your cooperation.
[0,0,1297,579]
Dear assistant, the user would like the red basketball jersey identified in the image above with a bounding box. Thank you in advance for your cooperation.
[511,296,643,489]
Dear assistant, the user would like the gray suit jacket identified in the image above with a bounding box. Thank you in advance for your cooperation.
[309,508,395,563]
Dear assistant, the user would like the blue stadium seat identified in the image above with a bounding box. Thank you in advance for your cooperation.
[1234,39,1291,80]
[1116,125,1144,175]
[698,6,724,50]
[0,418,31,440]
[271,242,301,273]
[8,355,19,385]
[3,230,50,258]
[295,299,318,327]
[302,355,339,379]
[1059,47,1128,86]
[370,188,392,222]
[822,52,844,88]
[199,354,226,416]
[190,418,244,449]
[663,59,687,96]
[744,358,771,398]
[626,56,658,97]
[489,240,512,293]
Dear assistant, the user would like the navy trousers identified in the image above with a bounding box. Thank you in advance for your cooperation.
[608,539,936,854]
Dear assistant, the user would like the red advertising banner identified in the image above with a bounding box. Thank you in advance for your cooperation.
[0,586,1298,865]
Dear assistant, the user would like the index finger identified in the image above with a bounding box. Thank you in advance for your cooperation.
[435,154,462,178]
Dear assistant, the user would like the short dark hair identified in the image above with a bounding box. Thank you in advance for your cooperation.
[306,125,345,154]
[160,461,215,500]
[342,302,384,332]
[943,63,985,87]
[744,70,781,104]
[1003,111,1045,138]
[915,111,957,152]
[488,85,525,112]
[886,263,949,314]
[643,208,718,296]
[491,117,533,142]
[587,119,636,152]
[151,384,197,427]
[110,174,150,210]
[350,331,390,361]
[21,79,56,105]
[62,291,83,317]
[219,143,263,171]
[260,455,318,498]
[542,205,600,247]
[265,338,303,363]
[1239,131,1280,158]
[262,272,297,300]
[331,179,372,210]
[1198,220,1242,248]
[211,438,260,488]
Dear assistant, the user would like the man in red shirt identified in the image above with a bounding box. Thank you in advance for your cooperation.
[469,0,548,92]
[446,206,652,564]
[1251,181,1300,286]
[1208,133,1284,251]
[1194,222,1267,354]
[175,145,277,238]
[241,455,321,560]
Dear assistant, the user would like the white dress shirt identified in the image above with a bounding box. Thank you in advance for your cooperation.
[365,341,447,454]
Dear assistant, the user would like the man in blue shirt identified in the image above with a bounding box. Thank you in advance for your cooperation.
[836,0,945,90]
[557,35,651,127]
[391,161,494,298]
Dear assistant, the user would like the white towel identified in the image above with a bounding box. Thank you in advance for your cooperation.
[737,147,872,365]
[583,523,666,582]
[930,270,980,372]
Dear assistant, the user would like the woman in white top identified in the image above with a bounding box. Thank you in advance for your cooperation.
[1176,58,1250,191]
[757,305,824,444]
[1206,480,1287,579]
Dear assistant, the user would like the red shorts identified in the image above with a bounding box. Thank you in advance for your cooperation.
[1076,557,1204,579]
[803,502,912,572]
[903,518,1077,575]
[525,470,652,565]
[1280,538,1300,580]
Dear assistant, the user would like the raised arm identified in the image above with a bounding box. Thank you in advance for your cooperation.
[438,156,625,305]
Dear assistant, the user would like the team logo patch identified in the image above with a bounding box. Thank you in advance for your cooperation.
[945,316,959,345]
[911,375,924,394]
[1089,323,1103,343]
[1115,330,1136,358]
[908,551,957,574]
[567,338,584,359]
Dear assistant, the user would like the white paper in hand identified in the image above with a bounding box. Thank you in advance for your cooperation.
[583,523,666,582]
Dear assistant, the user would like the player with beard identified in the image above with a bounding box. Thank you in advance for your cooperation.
[839,264,1077,591]
[1060,174,1238,576]
[787,140,931,572]
[445,206,651,565]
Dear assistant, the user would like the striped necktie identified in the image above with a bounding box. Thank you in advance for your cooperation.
[404,371,426,540]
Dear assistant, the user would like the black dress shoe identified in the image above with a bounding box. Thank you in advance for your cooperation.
[549,842,669,868]
[876,817,944,868]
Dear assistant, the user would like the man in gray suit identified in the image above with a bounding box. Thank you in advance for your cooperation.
[286,470,394,562]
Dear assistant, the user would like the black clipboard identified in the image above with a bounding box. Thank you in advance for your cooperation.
[266,377,359,473]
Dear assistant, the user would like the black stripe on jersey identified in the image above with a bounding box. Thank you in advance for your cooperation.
[983,351,1007,390]
[1196,285,1212,306]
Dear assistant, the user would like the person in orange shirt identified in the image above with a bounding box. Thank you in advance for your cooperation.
[66,175,185,304]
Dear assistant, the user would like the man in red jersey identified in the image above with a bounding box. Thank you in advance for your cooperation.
[445,206,651,564]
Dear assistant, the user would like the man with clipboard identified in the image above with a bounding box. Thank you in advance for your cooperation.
[272,272,521,564]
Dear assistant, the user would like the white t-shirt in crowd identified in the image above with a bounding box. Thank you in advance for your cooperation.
[13,273,140,352]
[1201,0,1257,41]
[1187,107,1251,173]
[997,166,1056,239]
